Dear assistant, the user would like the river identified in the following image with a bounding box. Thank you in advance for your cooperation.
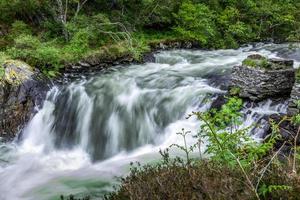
[0,43,299,200]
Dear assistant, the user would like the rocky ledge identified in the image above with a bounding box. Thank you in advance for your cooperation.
[0,60,49,140]
[231,54,295,101]
[287,83,300,116]
[228,54,299,154]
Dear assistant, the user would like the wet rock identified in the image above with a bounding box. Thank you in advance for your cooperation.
[78,61,91,67]
[149,40,199,50]
[231,55,295,101]
[142,52,156,63]
[268,114,299,147]
[287,83,300,116]
[0,60,49,140]
[247,54,264,60]
[210,95,227,110]
[206,74,231,90]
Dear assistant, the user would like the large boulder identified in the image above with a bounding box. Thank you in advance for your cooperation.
[0,60,49,140]
[231,55,295,101]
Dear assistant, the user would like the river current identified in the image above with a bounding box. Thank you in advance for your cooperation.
[0,43,299,200]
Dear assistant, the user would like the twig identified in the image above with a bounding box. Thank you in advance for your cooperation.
[255,141,286,191]
[293,127,300,173]
[229,152,260,200]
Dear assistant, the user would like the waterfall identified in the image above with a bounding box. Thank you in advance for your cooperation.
[0,43,299,200]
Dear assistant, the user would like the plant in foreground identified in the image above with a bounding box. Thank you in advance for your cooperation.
[107,97,300,200]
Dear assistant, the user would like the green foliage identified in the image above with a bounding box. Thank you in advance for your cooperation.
[259,58,271,69]
[0,0,47,24]
[258,184,292,197]
[1,0,300,75]
[292,100,300,125]
[243,58,257,67]
[229,86,241,96]
[217,6,254,48]
[169,128,193,167]
[0,52,7,79]
[8,21,32,40]
[64,29,90,61]
[107,96,300,200]
[6,34,62,76]
[174,2,216,45]
[243,57,272,69]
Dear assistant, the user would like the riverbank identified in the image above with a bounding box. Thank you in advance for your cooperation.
[1,0,300,78]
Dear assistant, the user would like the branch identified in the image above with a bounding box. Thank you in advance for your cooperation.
[75,0,89,17]
[255,142,286,192]
[229,152,260,200]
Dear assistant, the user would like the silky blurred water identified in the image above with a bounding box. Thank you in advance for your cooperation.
[0,43,299,200]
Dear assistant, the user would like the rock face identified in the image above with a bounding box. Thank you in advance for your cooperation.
[287,83,300,116]
[231,55,295,101]
[0,60,49,140]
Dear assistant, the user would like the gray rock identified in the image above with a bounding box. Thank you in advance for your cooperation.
[231,55,295,101]
[0,60,49,140]
[287,83,300,116]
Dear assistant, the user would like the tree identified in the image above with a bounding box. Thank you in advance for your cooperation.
[52,0,89,41]
[174,2,216,45]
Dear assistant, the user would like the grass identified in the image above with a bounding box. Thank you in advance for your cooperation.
[1,30,182,78]
[242,57,272,69]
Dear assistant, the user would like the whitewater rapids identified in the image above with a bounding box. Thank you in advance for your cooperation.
[0,43,299,200]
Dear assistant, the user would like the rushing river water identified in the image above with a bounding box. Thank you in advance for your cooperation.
[0,43,299,200]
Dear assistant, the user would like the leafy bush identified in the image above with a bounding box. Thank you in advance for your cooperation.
[64,29,90,61]
[217,7,254,47]
[174,2,216,45]
[107,97,300,200]
[6,34,63,76]
[1,0,300,76]
[9,21,32,40]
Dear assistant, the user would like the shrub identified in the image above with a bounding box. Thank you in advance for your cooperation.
[6,34,63,76]
[106,97,300,200]
[64,29,90,61]
[107,161,253,200]
[6,34,40,64]
[174,2,216,45]
[9,20,32,39]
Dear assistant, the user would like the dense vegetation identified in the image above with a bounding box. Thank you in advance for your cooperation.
[1,1,299,199]
[0,0,300,76]
[107,97,300,200]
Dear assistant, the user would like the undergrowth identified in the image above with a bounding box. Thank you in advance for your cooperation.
[106,97,300,200]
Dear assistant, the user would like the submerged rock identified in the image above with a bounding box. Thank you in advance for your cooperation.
[0,60,49,140]
[231,55,295,101]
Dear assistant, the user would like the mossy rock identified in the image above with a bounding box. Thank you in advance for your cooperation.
[0,60,34,85]
[232,56,295,101]
[242,54,293,70]
[0,59,48,140]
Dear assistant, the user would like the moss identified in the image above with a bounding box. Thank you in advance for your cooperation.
[242,58,257,67]
[229,86,241,96]
[242,56,272,69]
[259,58,272,69]
[2,60,34,85]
